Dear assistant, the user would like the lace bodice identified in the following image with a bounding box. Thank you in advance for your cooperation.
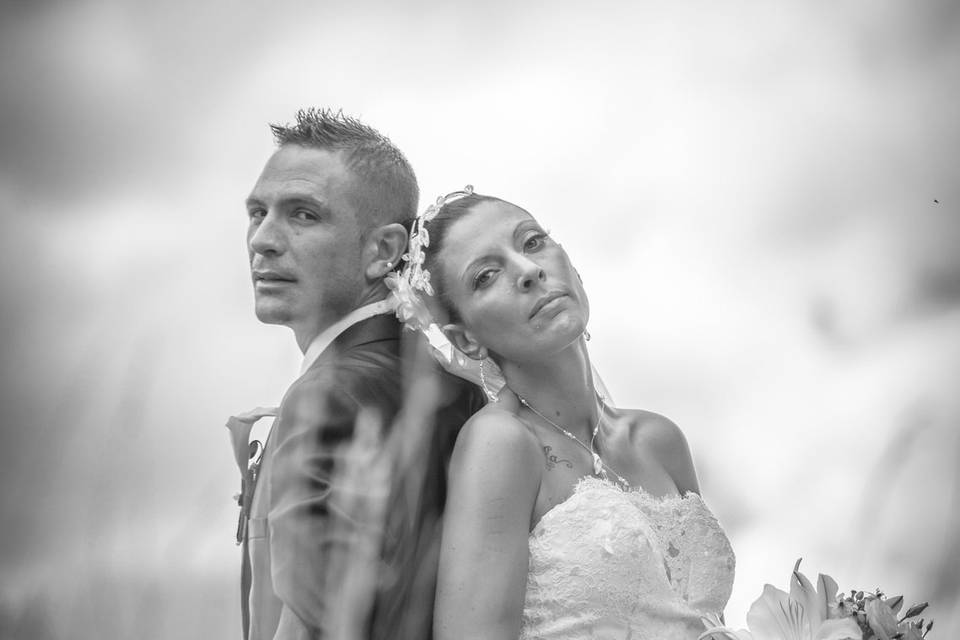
[520,476,735,640]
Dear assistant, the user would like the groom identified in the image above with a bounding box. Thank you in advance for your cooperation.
[233,109,482,640]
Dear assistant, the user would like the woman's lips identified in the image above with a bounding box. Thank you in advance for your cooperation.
[530,291,568,318]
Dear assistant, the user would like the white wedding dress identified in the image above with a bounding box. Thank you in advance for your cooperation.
[520,476,736,640]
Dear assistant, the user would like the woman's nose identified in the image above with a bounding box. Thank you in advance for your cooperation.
[516,258,546,291]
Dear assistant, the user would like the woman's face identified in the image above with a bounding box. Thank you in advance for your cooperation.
[436,199,589,364]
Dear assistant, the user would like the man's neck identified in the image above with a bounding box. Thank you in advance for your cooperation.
[294,322,327,354]
[292,283,393,353]
[293,296,393,354]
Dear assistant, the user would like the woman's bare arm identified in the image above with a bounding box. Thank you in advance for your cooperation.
[434,408,542,640]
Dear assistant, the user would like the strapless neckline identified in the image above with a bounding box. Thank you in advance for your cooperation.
[532,475,697,537]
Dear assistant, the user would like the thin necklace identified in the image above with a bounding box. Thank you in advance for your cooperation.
[517,391,631,488]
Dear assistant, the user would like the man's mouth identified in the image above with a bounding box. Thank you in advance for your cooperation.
[253,269,297,285]
[530,291,568,319]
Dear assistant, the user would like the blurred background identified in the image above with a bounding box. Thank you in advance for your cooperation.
[1,0,958,637]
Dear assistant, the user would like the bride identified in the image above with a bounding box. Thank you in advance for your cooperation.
[389,187,736,639]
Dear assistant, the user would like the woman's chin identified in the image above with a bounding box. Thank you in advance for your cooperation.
[552,312,587,339]
[529,316,588,353]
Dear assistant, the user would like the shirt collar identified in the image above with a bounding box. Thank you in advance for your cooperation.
[299,297,398,375]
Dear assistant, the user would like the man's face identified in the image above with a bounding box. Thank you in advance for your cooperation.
[245,145,367,344]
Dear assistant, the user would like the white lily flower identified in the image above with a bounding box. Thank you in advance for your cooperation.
[700,561,861,640]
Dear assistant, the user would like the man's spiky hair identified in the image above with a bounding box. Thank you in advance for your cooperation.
[270,108,419,227]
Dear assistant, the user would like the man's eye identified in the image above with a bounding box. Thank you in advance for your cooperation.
[248,209,266,222]
[293,209,319,222]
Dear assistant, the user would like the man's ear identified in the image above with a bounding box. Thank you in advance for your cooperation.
[364,222,408,280]
[442,323,487,361]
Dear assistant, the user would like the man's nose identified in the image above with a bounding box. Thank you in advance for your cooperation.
[516,257,546,291]
[248,211,285,255]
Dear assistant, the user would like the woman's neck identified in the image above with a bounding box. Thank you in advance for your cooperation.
[498,337,599,442]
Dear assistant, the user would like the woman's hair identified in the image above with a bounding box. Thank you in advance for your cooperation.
[424,193,506,322]
[415,193,506,323]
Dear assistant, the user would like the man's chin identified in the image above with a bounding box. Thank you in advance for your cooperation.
[253,300,293,326]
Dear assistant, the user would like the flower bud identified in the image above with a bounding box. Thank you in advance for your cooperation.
[901,602,929,620]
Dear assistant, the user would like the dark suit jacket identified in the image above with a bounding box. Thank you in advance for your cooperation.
[240,313,483,640]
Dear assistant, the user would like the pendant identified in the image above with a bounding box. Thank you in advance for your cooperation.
[593,452,603,475]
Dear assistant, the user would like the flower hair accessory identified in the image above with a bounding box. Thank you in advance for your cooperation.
[385,185,474,332]
[383,185,509,398]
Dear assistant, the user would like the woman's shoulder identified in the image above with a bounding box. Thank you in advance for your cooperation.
[454,403,543,459]
[450,403,543,485]
[619,408,687,449]
[616,408,700,495]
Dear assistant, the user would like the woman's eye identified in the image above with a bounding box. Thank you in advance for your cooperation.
[523,233,547,251]
[473,269,496,289]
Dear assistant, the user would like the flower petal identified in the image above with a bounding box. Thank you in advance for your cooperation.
[790,561,823,629]
[865,598,899,640]
[746,584,804,640]
[813,617,861,640]
[816,574,840,619]
[698,626,753,640]
[883,595,903,616]
[698,617,752,640]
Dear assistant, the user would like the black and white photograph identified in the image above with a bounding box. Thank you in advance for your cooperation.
[0,1,958,638]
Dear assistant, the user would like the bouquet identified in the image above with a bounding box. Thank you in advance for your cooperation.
[700,559,933,640]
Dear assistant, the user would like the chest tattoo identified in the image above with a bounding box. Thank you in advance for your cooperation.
[543,445,574,470]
